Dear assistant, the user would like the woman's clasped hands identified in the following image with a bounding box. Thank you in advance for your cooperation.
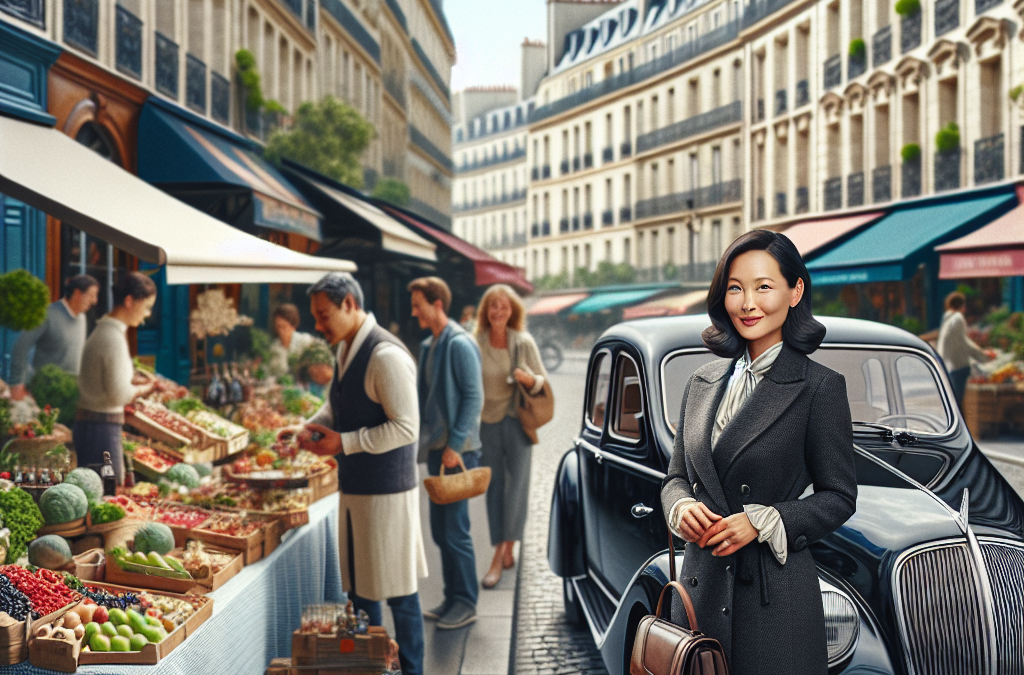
[675,502,759,557]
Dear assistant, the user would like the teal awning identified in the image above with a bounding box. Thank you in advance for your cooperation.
[570,288,665,314]
[807,191,1017,286]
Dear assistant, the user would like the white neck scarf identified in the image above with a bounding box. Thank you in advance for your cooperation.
[712,341,784,449]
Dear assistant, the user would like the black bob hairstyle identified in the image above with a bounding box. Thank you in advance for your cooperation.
[702,229,826,359]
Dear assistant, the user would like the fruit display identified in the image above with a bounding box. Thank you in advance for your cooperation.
[0,571,32,620]
[109,548,191,580]
[124,402,204,445]
[0,566,80,618]
[133,523,176,556]
[971,360,1024,385]
[179,540,236,582]
[38,484,88,526]
[230,449,333,481]
[81,607,169,652]
[233,398,295,434]
[197,512,262,539]
[165,464,201,489]
[152,504,212,530]
[103,494,154,520]
[185,411,247,440]
[129,446,179,474]
[63,579,140,610]
[27,535,72,570]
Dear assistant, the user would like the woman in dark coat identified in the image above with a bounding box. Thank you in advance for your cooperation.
[660,230,857,675]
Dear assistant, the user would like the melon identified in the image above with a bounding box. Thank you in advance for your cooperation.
[191,462,213,478]
[165,463,200,488]
[27,535,73,569]
[133,522,175,555]
[39,483,89,525]
[64,468,104,503]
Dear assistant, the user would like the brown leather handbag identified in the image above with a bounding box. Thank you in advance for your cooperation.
[630,530,730,675]
[511,335,554,444]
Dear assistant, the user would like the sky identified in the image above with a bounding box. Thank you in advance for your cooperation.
[444,0,548,93]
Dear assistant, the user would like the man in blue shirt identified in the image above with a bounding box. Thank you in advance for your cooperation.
[410,276,484,630]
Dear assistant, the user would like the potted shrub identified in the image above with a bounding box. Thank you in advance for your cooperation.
[895,0,920,15]
[935,121,960,154]
[901,143,921,163]
[849,38,867,62]
[0,269,49,334]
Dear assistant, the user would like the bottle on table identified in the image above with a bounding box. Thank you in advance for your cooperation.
[101,451,117,496]
[25,466,36,486]
[38,464,51,486]
[229,363,244,403]
[12,464,22,485]
[123,455,136,489]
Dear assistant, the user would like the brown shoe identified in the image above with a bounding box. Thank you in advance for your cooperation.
[481,567,502,589]
[503,551,515,569]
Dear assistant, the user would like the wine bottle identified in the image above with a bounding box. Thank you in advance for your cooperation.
[124,455,136,489]
[101,451,117,495]
[229,363,244,403]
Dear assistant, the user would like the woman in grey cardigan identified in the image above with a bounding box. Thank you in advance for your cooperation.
[660,230,857,675]
[474,285,547,589]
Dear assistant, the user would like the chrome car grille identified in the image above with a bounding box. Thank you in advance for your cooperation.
[893,540,1024,675]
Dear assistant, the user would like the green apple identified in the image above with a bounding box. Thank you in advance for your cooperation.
[89,634,110,652]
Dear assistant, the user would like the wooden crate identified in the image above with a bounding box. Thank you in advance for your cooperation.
[310,463,339,502]
[125,410,200,449]
[169,545,243,592]
[291,628,390,670]
[103,558,198,595]
[190,520,264,565]
[28,634,81,673]
[964,384,1024,439]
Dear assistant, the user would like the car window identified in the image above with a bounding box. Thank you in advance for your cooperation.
[611,353,643,441]
[588,351,612,428]
[894,356,948,433]
[662,351,719,433]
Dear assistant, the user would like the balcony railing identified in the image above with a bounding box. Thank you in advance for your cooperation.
[742,0,801,29]
[571,216,580,231]
[64,0,98,55]
[542,164,551,179]
[489,232,529,250]
[636,101,743,154]
[584,213,593,229]
[186,54,206,114]
[795,79,809,107]
[848,52,866,79]
[383,71,406,108]
[410,126,454,172]
[824,177,843,211]
[847,171,865,207]
[322,0,382,64]
[935,148,961,192]
[211,72,230,124]
[935,0,959,36]
[115,5,142,79]
[305,0,315,30]
[528,20,740,124]
[602,147,614,163]
[756,98,765,122]
[620,141,632,158]
[873,25,892,67]
[451,189,528,213]
[572,157,580,172]
[560,159,570,175]
[602,209,614,226]
[155,32,179,98]
[1,0,44,27]
[634,179,743,220]
[901,158,921,198]
[559,217,570,233]
[901,11,921,53]
[384,0,408,32]
[619,206,632,222]
[976,0,1002,13]
[531,223,539,237]
[823,54,842,90]
[775,90,787,117]
[872,165,892,203]
[584,152,593,169]
[542,220,551,236]
[795,186,809,214]
[975,134,1004,184]
[755,197,765,221]
[456,147,526,173]
[774,192,787,217]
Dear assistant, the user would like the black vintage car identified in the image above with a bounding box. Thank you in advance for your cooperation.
[548,315,1024,675]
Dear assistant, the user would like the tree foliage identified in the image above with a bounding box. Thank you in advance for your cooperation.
[265,96,375,188]
[533,262,638,291]
[371,178,411,206]
[0,269,49,332]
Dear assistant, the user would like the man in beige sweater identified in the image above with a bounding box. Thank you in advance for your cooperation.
[937,291,993,408]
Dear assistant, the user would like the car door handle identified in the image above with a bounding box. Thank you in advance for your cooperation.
[631,503,654,518]
[594,452,603,464]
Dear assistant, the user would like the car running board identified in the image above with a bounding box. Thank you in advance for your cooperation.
[573,575,617,636]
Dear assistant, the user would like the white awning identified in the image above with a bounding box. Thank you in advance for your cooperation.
[0,115,356,285]
[307,177,437,262]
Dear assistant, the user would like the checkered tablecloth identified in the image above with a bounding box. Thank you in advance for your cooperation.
[0,494,344,675]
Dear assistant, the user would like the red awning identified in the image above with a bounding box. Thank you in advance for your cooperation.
[780,212,884,259]
[622,290,708,319]
[381,206,534,295]
[936,185,1024,279]
[527,293,589,316]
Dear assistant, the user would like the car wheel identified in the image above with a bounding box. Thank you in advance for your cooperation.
[563,578,584,626]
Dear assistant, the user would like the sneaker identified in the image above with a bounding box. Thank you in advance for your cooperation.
[423,600,450,621]
[436,601,477,630]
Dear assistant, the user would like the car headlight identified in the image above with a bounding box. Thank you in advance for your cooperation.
[820,579,859,666]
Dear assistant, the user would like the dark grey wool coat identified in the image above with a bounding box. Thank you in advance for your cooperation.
[660,341,857,675]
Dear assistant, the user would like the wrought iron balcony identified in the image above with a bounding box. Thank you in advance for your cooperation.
[186,54,207,114]
[583,213,593,229]
[1,0,44,27]
[531,167,539,181]
[115,5,142,79]
[934,148,961,192]
[584,152,593,169]
[531,223,540,237]
[384,71,406,108]
[619,206,632,222]
[542,164,551,179]
[742,0,801,29]
[542,220,551,236]
[847,171,865,207]
[455,147,526,174]
[602,147,614,163]
[559,217,570,233]
[775,90,787,117]
[824,177,843,211]
[602,209,614,226]
[935,0,959,36]
[872,165,892,203]
[633,179,743,220]
[305,0,315,30]
[560,160,570,175]
[976,0,1002,13]
[774,192,787,217]
[572,157,580,172]
[795,186,809,214]
[323,0,382,65]
[824,54,842,90]
[620,141,632,158]
[900,11,921,54]
[848,52,866,79]
[64,0,98,55]
[570,216,580,231]
[410,126,454,172]
[756,98,765,122]
[873,26,892,67]
[901,158,921,198]
[755,197,765,221]
[974,134,1004,185]
[155,32,179,99]
[795,80,809,107]
[211,72,230,124]
[636,101,743,154]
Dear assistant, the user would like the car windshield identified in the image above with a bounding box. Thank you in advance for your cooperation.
[662,347,952,436]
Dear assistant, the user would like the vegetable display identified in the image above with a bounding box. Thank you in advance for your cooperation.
[89,502,126,525]
[165,464,201,489]
[133,522,176,556]
[0,571,32,620]
[0,565,80,617]
[0,485,45,562]
[28,366,80,427]
[39,483,89,525]
[65,467,104,504]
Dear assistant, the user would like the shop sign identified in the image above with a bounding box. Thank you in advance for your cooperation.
[810,263,903,286]
[254,192,322,242]
[939,249,1024,279]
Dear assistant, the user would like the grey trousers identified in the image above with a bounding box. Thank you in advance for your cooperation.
[480,416,532,546]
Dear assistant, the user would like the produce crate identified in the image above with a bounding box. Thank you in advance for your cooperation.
[151,503,215,548]
[124,409,202,449]
[25,601,83,672]
[963,384,1024,439]
[310,463,339,502]
[0,612,28,665]
[169,545,243,592]
[190,518,265,565]
[262,517,284,557]
[291,627,391,670]
[68,549,105,582]
[223,460,337,498]
[186,411,250,460]
[103,558,198,595]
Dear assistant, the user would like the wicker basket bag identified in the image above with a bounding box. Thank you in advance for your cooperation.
[423,453,491,505]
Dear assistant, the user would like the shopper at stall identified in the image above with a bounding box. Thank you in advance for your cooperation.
[473,284,547,589]
[9,274,99,400]
[267,303,316,380]
[293,272,426,675]
[410,276,484,630]
[459,305,477,333]
[74,272,157,483]
[937,291,994,408]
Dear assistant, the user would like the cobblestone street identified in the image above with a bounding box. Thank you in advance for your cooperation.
[512,355,609,675]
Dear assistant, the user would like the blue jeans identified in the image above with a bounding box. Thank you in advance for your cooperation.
[427,449,480,609]
[352,592,423,675]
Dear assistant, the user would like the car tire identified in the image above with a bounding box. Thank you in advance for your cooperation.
[563,578,584,626]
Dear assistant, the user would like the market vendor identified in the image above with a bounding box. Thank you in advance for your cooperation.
[292,272,426,675]
[937,291,995,408]
[9,274,99,400]
[75,272,158,483]
[267,303,316,380]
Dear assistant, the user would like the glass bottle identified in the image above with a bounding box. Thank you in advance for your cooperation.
[123,455,136,489]
[230,363,244,403]
[12,464,23,485]
[101,451,117,495]
[38,463,51,486]
[206,364,222,407]
[25,465,36,486]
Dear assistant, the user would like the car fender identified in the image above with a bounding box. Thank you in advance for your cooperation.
[548,447,586,578]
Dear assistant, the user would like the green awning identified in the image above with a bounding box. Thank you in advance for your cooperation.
[807,191,1017,286]
[569,288,665,314]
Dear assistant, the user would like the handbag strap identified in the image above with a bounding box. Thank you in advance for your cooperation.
[662,519,700,632]
[439,452,467,477]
